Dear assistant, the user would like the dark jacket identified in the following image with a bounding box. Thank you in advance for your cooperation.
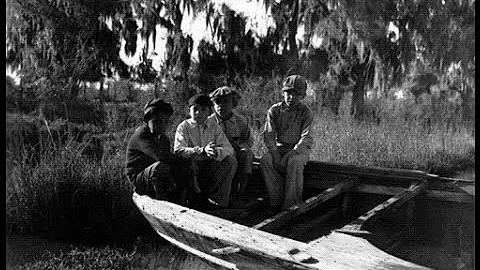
[125,124,181,177]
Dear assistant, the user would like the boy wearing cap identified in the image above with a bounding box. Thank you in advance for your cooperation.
[174,94,237,208]
[125,98,190,204]
[208,86,253,198]
[260,75,314,210]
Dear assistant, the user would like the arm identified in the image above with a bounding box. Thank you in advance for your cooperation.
[174,122,203,159]
[213,125,234,161]
[263,106,281,167]
[136,133,179,164]
[237,118,254,149]
[263,106,277,152]
[292,107,314,155]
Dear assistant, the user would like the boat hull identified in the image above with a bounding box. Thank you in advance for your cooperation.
[133,193,432,270]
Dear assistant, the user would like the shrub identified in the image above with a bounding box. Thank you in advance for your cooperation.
[11,246,133,270]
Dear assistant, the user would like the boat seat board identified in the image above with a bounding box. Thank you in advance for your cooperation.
[336,181,426,234]
[253,178,357,232]
[133,193,430,270]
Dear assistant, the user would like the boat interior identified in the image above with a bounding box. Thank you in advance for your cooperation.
[199,160,475,270]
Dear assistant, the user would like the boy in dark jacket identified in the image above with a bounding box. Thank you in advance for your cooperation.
[125,98,190,204]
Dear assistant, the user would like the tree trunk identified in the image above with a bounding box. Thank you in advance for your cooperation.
[351,73,366,120]
[99,77,105,101]
[287,0,299,58]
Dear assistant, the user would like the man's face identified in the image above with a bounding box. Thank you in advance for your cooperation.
[190,104,211,124]
[148,112,170,136]
[212,96,234,119]
[283,89,302,108]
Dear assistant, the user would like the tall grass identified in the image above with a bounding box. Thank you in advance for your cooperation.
[310,111,475,174]
[6,76,475,249]
[5,130,142,244]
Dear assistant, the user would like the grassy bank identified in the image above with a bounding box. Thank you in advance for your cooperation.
[5,78,475,269]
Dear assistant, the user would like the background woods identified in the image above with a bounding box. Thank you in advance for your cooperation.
[5,0,475,268]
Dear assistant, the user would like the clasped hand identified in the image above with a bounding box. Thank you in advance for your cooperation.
[203,141,217,158]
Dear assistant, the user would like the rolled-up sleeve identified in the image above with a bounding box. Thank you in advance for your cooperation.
[174,122,197,158]
[263,107,277,152]
[293,109,314,155]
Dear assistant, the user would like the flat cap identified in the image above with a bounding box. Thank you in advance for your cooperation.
[188,94,213,107]
[209,86,236,99]
[209,86,240,107]
[282,75,307,96]
[143,98,174,121]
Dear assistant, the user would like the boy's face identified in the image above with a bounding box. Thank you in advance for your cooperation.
[190,104,211,124]
[283,90,302,108]
[147,112,170,136]
[212,96,233,119]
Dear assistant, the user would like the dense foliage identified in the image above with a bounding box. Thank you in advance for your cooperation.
[5,1,475,268]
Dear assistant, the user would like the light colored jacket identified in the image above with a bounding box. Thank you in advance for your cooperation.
[174,117,234,161]
[208,112,253,150]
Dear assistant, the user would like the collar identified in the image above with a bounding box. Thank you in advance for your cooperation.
[213,112,235,123]
[281,101,302,111]
[187,118,213,128]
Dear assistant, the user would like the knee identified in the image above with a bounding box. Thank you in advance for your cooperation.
[237,148,253,162]
[286,154,305,168]
[152,161,171,177]
[259,153,272,167]
[223,155,238,170]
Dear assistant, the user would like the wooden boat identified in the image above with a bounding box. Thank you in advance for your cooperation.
[133,159,475,270]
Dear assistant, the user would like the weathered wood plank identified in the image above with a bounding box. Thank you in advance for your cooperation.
[423,190,474,203]
[134,193,431,270]
[255,157,473,184]
[253,178,357,232]
[325,183,474,204]
[336,182,426,235]
[305,160,474,185]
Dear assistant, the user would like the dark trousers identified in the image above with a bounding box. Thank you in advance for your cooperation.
[130,160,191,201]
[192,155,237,207]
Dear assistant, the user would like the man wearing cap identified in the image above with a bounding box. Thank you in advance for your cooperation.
[208,86,253,199]
[174,94,237,209]
[260,75,314,210]
[125,98,191,204]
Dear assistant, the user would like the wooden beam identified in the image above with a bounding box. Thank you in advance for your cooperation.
[253,178,357,232]
[335,182,426,236]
